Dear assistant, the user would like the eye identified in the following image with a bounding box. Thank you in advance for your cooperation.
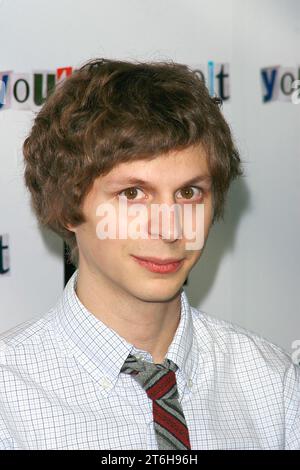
[177,186,203,201]
[118,187,145,200]
[117,185,204,202]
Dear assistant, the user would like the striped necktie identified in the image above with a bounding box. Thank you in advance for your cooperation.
[120,353,191,450]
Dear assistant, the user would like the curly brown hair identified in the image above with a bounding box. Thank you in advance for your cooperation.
[23,57,244,268]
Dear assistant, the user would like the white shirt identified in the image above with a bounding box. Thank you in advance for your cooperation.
[0,269,299,450]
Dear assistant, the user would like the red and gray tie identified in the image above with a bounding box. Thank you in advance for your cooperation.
[120,353,191,450]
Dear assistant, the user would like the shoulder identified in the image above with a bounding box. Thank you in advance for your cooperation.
[0,308,55,346]
[0,307,61,373]
[0,310,59,448]
[190,305,294,375]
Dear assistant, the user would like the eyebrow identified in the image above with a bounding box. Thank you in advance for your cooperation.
[107,175,212,189]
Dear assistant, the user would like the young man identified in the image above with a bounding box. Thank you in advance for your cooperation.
[0,58,299,450]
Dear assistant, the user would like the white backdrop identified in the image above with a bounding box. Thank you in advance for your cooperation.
[0,0,299,354]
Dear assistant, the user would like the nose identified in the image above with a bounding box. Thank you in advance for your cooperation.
[147,200,184,243]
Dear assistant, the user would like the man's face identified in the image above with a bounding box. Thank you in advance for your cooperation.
[68,144,214,302]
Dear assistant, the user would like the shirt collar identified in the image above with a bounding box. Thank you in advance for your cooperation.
[53,269,199,392]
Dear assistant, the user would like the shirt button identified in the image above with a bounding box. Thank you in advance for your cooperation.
[187,379,193,389]
[99,377,112,390]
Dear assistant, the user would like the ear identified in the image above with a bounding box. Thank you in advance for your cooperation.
[65,223,76,233]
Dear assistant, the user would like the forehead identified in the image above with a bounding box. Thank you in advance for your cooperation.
[103,144,210,183]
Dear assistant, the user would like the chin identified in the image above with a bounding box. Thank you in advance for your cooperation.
[132,281,183,303]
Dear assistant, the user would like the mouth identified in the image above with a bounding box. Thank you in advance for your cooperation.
[131,255,184,274]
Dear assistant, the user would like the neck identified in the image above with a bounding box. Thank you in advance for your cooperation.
[74,265,182,364]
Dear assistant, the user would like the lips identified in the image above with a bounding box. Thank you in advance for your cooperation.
[131,255,184,274]
[131,255,184,265]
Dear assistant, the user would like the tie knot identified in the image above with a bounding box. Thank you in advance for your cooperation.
[120,353,179,401]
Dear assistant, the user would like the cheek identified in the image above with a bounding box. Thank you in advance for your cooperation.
[181,200,212,252]
[89,229,125,256]
[75,218,106,258]
[183,203,209,236]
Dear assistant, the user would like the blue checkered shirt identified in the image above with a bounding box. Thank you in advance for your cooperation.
[0,269,299,449]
